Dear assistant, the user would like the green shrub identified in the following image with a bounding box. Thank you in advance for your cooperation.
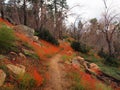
[63,35,69,39]
[18,73,36,90]
[29,53,40,60]
[45,54,52,58]
[0,22,6,26]
[71,41,80,51]
[71,41,90,53]
[0,87,16,90]
[36,28,59,45]
[105,56,119,67]
[98,48,108,58]
[72,83,85,90]
[68,72,85,90]
[0,55,5,59]
[98,48,119,67]
[61,55,69,62]
[79,43,90,53]
[23,49,40,60]
[96,83,113,90]
[0,26,16,53]
[0,65,10,77]
[113,41,120,57]
[22,42,34,50]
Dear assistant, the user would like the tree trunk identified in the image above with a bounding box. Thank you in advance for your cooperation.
[33,2,40,30]
[107,40,113,56]
[54,0,58,38]
[23,0,27,25]
[0,4,4,19]
[1,10,4,19]
[39,0,44,31]
[105,32,113,56]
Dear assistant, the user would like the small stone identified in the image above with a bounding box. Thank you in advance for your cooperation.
[33,36,39,42]
[89,63,99,69]
[19,53,26,59]
[76,56,85,64]
[10,52,17,56]
[76,56,84,61]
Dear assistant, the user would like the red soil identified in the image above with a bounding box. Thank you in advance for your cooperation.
[33,69,43,86]
[68,64,104,90]
[15,33,60,59]
[0,18,13,27]
[15,32,61,86]
[59,41,74,56]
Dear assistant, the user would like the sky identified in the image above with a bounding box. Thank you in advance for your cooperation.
[66,0,120,24]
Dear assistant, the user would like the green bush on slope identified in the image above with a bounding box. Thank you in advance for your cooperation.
[0,26,16,53]
[71,41,90,53]
[18,73,36,90]
[36,28,59,45]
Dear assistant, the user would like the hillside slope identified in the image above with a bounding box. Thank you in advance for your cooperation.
[0,18,119,90]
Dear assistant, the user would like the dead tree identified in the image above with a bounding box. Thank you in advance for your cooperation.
[101,0,120,56]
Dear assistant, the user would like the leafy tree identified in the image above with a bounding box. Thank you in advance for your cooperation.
[90,18,97,25]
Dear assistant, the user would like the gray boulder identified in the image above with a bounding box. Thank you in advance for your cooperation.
[14,25,35,38]
[0,69,6,86]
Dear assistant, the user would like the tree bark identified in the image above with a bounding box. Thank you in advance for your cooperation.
[105,31,113,56]
[0,2,4,19]
[0,9,4,19]
[23,0,27,25]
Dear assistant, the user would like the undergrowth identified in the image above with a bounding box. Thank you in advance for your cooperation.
[0,26,16,54]
[68,70,113,90]
[79,51,120,80]
[17,73,36,90]
[71,41,90,53]
[36,28,59,46]
[23,49,40,60]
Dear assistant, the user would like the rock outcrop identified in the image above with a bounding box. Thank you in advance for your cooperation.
[7,64,25,76]
[73,56,101,75]
[14,25,35,38]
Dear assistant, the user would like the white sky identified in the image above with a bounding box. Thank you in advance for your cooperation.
[66,0,120,23]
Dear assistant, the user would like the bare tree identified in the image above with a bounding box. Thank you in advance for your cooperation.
[101,0,120,56]
[73,14,87,42]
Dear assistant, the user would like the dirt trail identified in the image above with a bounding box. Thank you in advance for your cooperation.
[43,54,69,90]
